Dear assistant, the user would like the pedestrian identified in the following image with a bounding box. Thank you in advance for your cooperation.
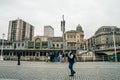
[59,53,62,62]
[51,52,55,62]
[46,52,49,62]
[50,53,52,62]
[54,51,59,62]
[17,51,21,65]
[61,53,65,62]
[68,51,76,76]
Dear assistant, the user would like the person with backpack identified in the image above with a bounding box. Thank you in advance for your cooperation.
[68,51,76,76]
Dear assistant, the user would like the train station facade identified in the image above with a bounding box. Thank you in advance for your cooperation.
[0,24,84,61]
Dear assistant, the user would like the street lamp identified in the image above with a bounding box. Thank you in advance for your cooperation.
[61,15,65,53]
[0,33,5,61]
[112,28,117,62]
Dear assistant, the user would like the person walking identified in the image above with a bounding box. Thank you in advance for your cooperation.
[68,51,76,76]
[17,51,21,65]
[46,52,49,62]
[59,53,62,62]
[54,51,58,62]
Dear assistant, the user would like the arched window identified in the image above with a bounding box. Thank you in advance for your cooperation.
[53,44,55,49]
[57,44,59,48]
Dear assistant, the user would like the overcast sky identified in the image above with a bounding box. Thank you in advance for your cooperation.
[0,0,120,39]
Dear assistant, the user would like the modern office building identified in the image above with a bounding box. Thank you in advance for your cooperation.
[44,25,54,37]
[8,18,34,41]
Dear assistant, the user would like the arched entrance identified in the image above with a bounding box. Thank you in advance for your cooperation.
[109,52,120,62]
[35,51,40,61]
[95,53,108,61]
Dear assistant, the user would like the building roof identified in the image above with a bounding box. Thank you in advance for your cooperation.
[65,24,84,33]
[50,37,63,42]
[76,24,83,32]
[44,25,54,30]
[95,26,120,35]
[66,30,77,33]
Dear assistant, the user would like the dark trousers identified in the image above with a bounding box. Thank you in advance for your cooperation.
[69,62,75,75]
[18,59,20,65]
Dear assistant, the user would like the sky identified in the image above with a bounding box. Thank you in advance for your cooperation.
[0,0,120,39]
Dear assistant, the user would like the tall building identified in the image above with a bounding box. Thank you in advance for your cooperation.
[8,18,34,41]
[44,25,54,37]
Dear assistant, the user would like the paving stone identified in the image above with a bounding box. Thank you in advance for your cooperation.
[0,61,120,80]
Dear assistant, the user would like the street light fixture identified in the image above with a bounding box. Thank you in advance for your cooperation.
[0,33,5,61]
[112,28,117,62]
[61,15,65,53]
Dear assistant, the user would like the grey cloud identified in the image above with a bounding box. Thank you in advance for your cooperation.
[0,0,120,39]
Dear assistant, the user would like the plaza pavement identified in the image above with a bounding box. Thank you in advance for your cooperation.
[0,61,120,80]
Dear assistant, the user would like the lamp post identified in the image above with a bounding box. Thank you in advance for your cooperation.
[112,28,117,62]
[61,15,65,53]
[0,33,5,61]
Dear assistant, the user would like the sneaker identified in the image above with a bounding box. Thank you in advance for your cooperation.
[69,75,74,77]
[73,71,76,74]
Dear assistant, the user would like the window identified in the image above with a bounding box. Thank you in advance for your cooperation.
[61,44,63,48]
[57,44,59,48]
[14,43,16,49]
[67,35,69,38]
[74,36,76,38]
[18,43,20,47]
[22,43,24,47]
[53,44,55,49]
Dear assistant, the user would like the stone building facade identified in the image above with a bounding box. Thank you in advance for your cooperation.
[64,24,84,50]
[86,26,120,50]
[95,26,120,49]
